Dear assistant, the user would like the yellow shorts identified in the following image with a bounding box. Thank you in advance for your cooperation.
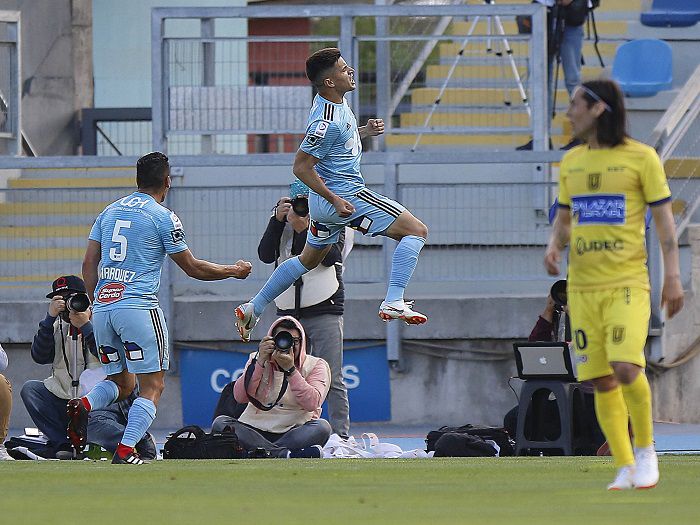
[568,287,650,381]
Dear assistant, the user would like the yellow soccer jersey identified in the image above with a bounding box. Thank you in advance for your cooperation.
[558,139,671,291]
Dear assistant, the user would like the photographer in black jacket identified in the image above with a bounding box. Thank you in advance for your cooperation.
[257,180,350,439]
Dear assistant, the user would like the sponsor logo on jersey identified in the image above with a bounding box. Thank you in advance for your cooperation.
[171,228,185,243]
[314,121,329,138]
[170,212,183,230]
[119,196,149,208]
[100,267,136,283]
[572,194,625,224]
[575,237,624,256]
[96,282,126,303]
[612,326,625,344]
[306,135,319,146]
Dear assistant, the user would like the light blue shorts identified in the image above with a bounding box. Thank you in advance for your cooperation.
[307,188,406,247]
[92,307,169,375]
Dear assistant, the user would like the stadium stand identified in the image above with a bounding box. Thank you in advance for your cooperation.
[612,39,673,97]
[640,0,700,28]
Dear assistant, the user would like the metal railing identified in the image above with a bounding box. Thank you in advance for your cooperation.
[151,3,549,155]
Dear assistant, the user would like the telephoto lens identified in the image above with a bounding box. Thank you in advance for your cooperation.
[273,330,294,353]
[290,196,309,217]
[66,292,91,312]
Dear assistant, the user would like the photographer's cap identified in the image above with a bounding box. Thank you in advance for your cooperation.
[290,179,310,198]
[47,275,86,298]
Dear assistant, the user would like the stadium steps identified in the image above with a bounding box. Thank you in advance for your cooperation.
[386,3,639,150]
[0,168,132,298]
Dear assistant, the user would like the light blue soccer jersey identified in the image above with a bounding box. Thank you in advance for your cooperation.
[299,94,364,196]
[89,191,188,311]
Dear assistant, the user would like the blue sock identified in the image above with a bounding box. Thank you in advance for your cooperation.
[121,397,157,448]
[385,235,425,303]
[251,256,309,316]
[84,380,119,411]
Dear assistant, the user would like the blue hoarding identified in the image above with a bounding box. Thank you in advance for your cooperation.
[179,341,390,428]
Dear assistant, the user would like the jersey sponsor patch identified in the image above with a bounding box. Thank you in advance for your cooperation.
[99,345,120,365]
[124,341,144,361]
[170,212,183,230]
[305,135,319,146]
[171,228,185,243]
[313,121,329,138]
[350,215,373,235]
[96,282,126,303]
[572,194,625,224]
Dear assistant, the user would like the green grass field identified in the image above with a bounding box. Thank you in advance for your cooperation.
[2,456,698,524]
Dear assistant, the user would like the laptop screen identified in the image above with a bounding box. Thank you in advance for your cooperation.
[512,342,576,381]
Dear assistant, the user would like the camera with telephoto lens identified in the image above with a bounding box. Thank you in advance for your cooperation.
[550,280,567,310]
[273,330,294,353]
[290,195,309,217]
[65,292,90,313]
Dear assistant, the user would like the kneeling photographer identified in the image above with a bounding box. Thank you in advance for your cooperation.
[212,317,331,458]
[20,276,155,459]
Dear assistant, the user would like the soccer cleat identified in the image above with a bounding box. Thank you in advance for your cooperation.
[378,300,427,325]
[112,449,145,465]
[235,302,259,342]
[66,398,89,453]
[633,446,659,489]
[607,465,636,491]
[287,445,323,458]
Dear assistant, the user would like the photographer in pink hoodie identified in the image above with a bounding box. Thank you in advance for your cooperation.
[212,316,331,458]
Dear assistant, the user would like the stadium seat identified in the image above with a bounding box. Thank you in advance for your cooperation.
[612,39,673,97]
[640,0,700,28]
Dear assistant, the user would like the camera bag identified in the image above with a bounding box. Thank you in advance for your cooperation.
[163,425,245,459]
[426,424,515,456]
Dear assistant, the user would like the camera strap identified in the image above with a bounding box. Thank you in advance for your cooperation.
[242,357,289,411]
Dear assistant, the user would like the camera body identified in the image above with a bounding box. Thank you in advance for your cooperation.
[550,280,567,310]
[273,330,294,353]
[65,292,90,313]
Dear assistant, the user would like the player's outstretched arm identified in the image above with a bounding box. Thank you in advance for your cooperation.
[544,208,571,276]
[293,150,354,217]
[83,240,101,301]
[651,201,684,318]
[170,249,252,281]
[359,118,384,139]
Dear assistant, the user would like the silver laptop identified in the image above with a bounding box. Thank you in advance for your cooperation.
[513,342,576,381]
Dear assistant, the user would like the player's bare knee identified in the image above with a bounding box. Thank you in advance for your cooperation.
[592,374,618,392]
[611,362,641,385]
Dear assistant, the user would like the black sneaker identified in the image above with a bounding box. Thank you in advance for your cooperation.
[288,445,323,458]
[112,450,145,465]
[135,432,158,460]
[246,447,272,459]
[66,399,89,453]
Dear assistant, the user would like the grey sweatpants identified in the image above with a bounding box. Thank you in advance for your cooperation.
[299,314,350,438]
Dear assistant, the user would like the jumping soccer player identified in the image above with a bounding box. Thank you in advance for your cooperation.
[545,80,684,490]
[70,152,252,464]
[235,47,429,341]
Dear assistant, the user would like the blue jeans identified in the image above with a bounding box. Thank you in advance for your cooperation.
[212,416,331,457]
[548,23,584,115]
[20,380,155,459]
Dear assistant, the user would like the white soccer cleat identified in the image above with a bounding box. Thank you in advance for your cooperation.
[235,302,259,342]
[633,446,659,489]
[378,299,428,325]
[607,465,636,491]
[0,444,15,461]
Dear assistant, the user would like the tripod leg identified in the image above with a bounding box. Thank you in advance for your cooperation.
[411,14,482,152]
[492,15,531,117]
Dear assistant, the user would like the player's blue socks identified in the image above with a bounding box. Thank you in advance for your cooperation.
[84,380,119,411]
[251,256,309,316]
[385,235,425,303]
[121,397,157,448]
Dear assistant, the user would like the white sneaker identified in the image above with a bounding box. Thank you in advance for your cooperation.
[607,465,635,491]
[633,446,659,489]
[0,444,15,461]
[378,300,428,325]
[234,302,259,342]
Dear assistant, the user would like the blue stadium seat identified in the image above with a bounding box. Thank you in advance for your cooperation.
[641,0,700,27]
[612,39,673,97]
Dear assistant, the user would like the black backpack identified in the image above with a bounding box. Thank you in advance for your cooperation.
[426,424,515,456]
[163,425,245,459]
[433,433,497,457]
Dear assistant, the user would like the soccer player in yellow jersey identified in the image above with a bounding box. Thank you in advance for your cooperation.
[544,80,684,490]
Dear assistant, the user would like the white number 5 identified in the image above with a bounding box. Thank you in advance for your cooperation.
[109,220,131,262]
